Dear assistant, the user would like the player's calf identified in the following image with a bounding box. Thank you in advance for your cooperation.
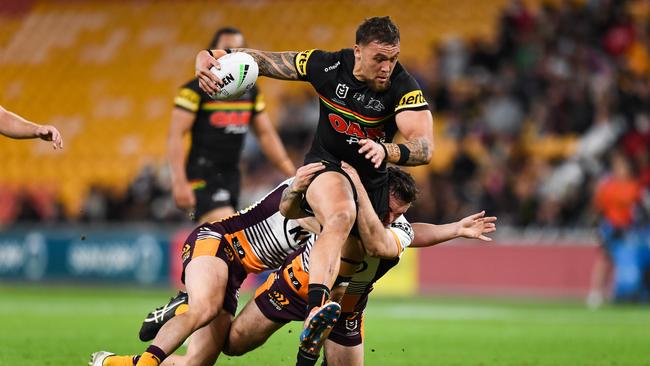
[139,291,189,342]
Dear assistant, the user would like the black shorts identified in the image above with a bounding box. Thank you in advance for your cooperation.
[254,270,365,347]
[300,160,390,229]
[180,222,248,316]
[188,169,241,221]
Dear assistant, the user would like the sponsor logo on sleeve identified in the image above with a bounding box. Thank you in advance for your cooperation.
[395,90,428,112]
[323,61,340,72]
[295,49,315,78]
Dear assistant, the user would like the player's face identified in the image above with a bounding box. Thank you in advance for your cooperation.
[383,193,411,226]
[354,41,400,92]
[216,33,245,49]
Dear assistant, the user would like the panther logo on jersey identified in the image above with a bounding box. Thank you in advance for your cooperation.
[365,97,385,112]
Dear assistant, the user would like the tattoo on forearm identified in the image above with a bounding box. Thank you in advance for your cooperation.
[231,48,298,80]
[280,187,300,206]
[384,138,431,166]
[404,137,430,165]
[384,143,401,163]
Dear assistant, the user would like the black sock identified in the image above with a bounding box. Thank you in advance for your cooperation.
[307,284,330,312]
[296,348,319,366]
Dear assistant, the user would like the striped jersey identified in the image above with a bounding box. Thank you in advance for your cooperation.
[215,178,312,273]
[291,214,414,312]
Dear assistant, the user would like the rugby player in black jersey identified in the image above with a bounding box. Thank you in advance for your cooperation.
[169,27,295,223]
[196,16,433,366]
[0,105,63,149]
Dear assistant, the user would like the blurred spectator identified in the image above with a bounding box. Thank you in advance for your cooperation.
[587,151,644,307]
[11,0,649,230]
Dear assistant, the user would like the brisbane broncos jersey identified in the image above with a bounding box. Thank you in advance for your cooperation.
[294,48,429,189]
[213,178,312,273]
[174,78,266,171]
[289,215,414,312]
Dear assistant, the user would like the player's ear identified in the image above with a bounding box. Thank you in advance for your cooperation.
[353,44,362,60]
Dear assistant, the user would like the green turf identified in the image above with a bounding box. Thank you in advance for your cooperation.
[0,285,649,366]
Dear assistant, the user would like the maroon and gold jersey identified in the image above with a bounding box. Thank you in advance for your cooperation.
[294,48,429,189]
[280,215,414,312]
[212,178,312,274]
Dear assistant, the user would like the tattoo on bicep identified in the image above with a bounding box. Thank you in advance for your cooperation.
[232,48,298,80]
[404,137,431,165]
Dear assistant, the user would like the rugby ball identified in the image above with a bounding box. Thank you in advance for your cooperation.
[209,52,259,100]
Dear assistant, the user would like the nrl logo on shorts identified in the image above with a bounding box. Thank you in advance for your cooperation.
[345,319,359,331]
[336,83,349,99]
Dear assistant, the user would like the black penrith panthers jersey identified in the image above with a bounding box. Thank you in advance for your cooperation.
[294,48,429,189]
[174,79,265,172]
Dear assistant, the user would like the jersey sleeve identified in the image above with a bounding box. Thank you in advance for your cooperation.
[174,79,204,113]
[294,49,339,88]
[394,73,429,113]
[387,215,414,257]
[273,177,294,193]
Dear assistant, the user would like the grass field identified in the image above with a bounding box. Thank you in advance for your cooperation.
[0,285,649,366]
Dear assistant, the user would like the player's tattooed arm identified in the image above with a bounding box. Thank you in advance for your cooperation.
[278,162,325,218]
[383,137,431,166]
[230,48,299,80]
[390,109,434,166]
[279,187,306,219]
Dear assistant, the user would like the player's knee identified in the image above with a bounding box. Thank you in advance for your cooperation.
[186,303,221,329]
[222,326,249,356]
[324,209,355,231]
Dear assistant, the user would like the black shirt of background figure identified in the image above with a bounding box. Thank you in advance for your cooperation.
[173,78,265,178]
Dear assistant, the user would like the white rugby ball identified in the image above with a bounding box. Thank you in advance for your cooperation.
[209,52,259,100]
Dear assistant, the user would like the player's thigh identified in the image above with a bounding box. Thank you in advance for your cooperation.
[306,172,356,222]
[323,340,364,366]
[184,256,229,317]
[226,298,285,355]
[199,206,236,224]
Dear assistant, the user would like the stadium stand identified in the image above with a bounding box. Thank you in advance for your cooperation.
[0,0,509,222]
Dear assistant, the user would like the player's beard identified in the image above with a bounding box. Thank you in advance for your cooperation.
[368,79,391,92]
